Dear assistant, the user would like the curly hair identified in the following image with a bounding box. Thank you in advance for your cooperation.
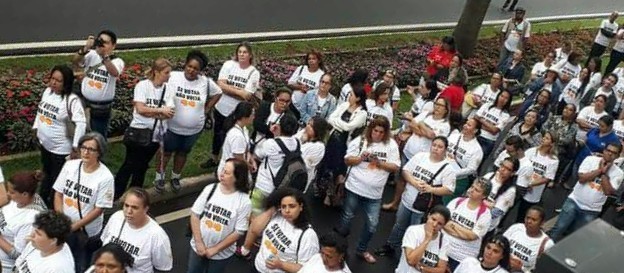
[33,211,72,246]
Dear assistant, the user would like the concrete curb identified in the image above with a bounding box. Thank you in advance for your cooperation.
[1,12,622,56]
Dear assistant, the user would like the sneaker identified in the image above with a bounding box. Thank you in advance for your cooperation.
[374,244,396,257]
[171,178,182,193]
[200,158,218,169]
[154,179,166,194]
[555,208,562,213]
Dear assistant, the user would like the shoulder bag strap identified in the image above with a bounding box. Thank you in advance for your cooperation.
[118,219,126,239]
[151,85,167,132]
[427,163,449,185]
[297,65,305,77]
[344,137,366,181]
[295,225,310,263]
[200,183,219,218]
[75,161,87,236]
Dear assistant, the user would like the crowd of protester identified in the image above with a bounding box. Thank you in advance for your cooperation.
[1,7,624,273]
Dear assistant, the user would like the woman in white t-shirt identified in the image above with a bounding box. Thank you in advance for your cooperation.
[372,69,402,110]
[376,137,456,257]
[295,116,330,193]
[504,206,554,272]
[251,188,319,273]
[317,88,368,206]
[382,98,451,212]
[365,82,394,127]
[53,133,114,272]
[515,132,559,223]
[339,69,368,103]
[444,118,484,204]
[33,65,87,207]
[0,171,47,273]
[395,205,451,273]
[586,57,603,92]
[474,90,512,156]
[216,102,255,176]
[298,232,351,273]
[406,79,439,118]
[483,157,519,235]
[288,50,325,107]
[156,50,222,193]
[334,117,401,263]
[85,243,134,273]
[553,51,582,86]
[115,58,175,199]
[576,94,609,141]
[530,51,555,81]
[100,188,173,273]
[453,234,511,273]
[558,67,590,109]
[443,180,492,271]
[187,159,252,273]
[14,211,74,273]
[211,42,261,168]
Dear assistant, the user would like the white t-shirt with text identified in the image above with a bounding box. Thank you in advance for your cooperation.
[80,50,125,102]
[215,60,260,116]
[396,224,449,273]
[401,153,456,213]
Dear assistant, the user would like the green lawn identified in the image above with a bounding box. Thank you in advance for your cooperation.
[0,17,606,186]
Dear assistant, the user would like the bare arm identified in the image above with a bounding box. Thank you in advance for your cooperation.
[217,79,251,100]
[54,192,64,213]
[71,207,104,232]
[443,222,478,241]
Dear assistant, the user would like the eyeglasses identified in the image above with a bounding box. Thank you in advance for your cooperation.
[434,102,446,107]
[320,80,332,85]
[604,149,620,155]
[80,146,99,153]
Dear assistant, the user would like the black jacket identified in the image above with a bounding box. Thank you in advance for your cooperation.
[251,101,298,141]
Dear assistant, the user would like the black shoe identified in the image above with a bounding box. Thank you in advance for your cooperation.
[374,244,395,257]
[154,179,166,194]
[200,158,218,169]
[171,178,182,193]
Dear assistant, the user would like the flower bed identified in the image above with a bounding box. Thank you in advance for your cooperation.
[0,29,595,155]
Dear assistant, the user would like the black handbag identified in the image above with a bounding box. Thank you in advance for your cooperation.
[412,163,449,212]
[123,86,167,146]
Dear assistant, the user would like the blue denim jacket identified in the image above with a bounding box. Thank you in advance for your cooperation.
[298,89,337,123]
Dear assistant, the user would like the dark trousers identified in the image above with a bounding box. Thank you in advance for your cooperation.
[211,110,228,156]
[89,111,111,138]
[586,43,607,66]
[516,198,539,223]
[114,141,160,199]
[66,232,97,273]
[39,146,68,207]
[605,50,624,75]
[503,0,519,10]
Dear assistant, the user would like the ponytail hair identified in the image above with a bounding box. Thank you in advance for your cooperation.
[223,102,254,133]
[145,58,173,81]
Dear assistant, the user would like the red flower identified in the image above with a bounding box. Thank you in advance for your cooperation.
[10,80,20,87]
[19,90,31,98]
[6,90,14,99]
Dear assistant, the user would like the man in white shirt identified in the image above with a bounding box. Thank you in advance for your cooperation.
[548,142,624,242]
[72,30,124,138]
[586,12,619,67]
[498,8,531,67]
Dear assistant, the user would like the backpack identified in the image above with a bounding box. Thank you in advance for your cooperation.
[455,197,488,221]
[267,138,308,192]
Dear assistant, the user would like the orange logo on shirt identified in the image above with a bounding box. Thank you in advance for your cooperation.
[181,99,196,107]
[203,219,223,232]
[87,80,104,90]
[39,115,52,125]
[588,181,603,192]
[64,197,79,209]
[263,239,278,255]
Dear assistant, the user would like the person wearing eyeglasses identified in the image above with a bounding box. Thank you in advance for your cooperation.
[287,50,325,109]
[549,142,624,242]
[33,65,87,207]
[530,51,556,82]
[299,73,337,124]
[72,30,124,138]
[52,132,114,272]
[251,88,297,153]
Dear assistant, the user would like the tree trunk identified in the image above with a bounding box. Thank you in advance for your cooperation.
[453,0,493,58]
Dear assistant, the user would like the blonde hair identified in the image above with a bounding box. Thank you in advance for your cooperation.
[145,58,173,80]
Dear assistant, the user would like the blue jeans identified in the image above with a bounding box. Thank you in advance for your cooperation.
[548,198,600,242]
[386,203,425,248]
[336,189,382,253]
[187,248,233,273]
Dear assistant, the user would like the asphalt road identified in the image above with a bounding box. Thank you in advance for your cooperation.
[147,182,621,273]
[1,0,622,44]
